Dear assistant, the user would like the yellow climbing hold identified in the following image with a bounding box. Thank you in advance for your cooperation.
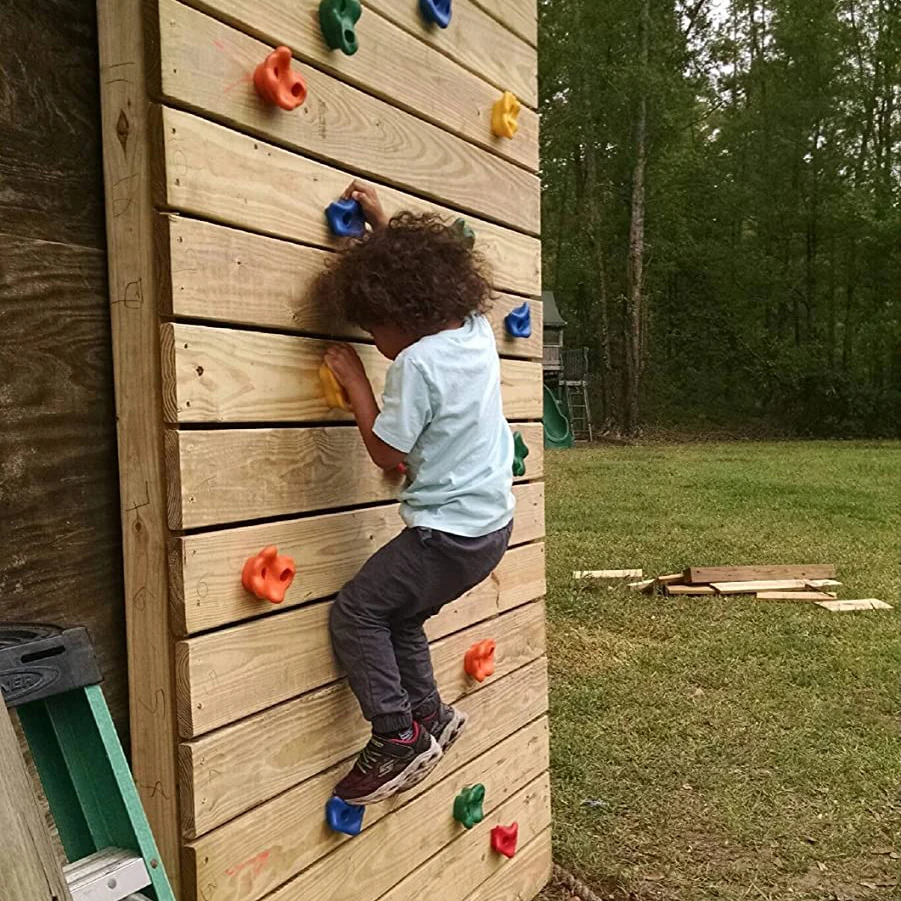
[320,362,352,411]
[492,91,521,139]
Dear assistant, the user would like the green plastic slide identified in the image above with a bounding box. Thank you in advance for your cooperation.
[543,385,574,448]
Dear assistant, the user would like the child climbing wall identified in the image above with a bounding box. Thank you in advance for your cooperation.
[96,1,546,900]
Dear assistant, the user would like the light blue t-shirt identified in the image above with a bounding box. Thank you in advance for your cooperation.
[373,314,515,537]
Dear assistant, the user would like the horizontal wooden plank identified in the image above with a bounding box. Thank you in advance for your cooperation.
[470,0,537,47]
[161,322,543,423]
[816,599,892,612]
[712,579,809,594]
[666,584,716,596]
[160,217,544,358]
[172,481,545,634]
[265,770,551,901]
[364,0,537,107]
[178,0,539,170]
[456,828,552,901]
[153,107,541,295]
[377,776,551,901]
[154,0,539,233]
[756,591,836,601]
[176,591,545,736]
[686,564,836,584]
[574,569,643,580]
[180,654,547,836]
[183,717,548,901]
[167,422,544,529]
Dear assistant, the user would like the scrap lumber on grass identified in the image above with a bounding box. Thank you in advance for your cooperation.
[574,569,643,580]
[711,579,809,594]
[666,584,716,596]
[756,590,837,601]
[806,578,842,589]
[685,564,836,584]
[816,599,892,612]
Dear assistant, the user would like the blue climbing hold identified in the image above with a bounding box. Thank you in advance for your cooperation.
[420,0,452,28]
[504,302,532,338]
[326,198,366,238]
[326,796,365,836]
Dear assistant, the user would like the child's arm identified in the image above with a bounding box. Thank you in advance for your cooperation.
[324,344,406,470]
[342,180,389,230]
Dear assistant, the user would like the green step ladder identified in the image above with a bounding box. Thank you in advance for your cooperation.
[0,624,175,901]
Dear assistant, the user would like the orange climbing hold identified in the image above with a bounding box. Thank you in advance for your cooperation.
[464,638,496,682]
[242,546,296,604]
[491,91,521,139]
[320,362,352,411]
[254,46,308,111]
[491,822,519,858]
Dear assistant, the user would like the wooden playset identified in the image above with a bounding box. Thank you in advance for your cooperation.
[95,1,547,898]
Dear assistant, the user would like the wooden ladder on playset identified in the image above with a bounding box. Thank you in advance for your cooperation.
[0,624,175,901]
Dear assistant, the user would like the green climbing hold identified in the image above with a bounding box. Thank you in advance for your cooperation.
[512,430,529,477]
[452,218,476,249]
[453,784,485,829]
[319,0,362,55]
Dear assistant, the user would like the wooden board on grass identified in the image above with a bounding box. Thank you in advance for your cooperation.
[667,584,716,596]
[153,108,542,295]
[756,591,836,601]
[171,482,544,634]
[153,0,539,233]
[161,322,543,423]
[184,717,548,901]
[712,579,809,594]
[816,599,892,612]
[167,422,544,530]
[573,569,642,580]
[687,564,835,584]
[180,656,548,836]
[175,587,545,737]
[806,579,842,589]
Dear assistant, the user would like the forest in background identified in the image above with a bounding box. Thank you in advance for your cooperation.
[539,0,899,437]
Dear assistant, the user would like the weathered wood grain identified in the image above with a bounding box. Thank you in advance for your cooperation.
[470,0,537,46]
[182,717,548,901]
[153,0,539,233]
[364,0,537,107]
[171,484,545,634]
[175,594,545,737]
[180,655,547,836]
[686,564,836,584]
[458,828,552,901]
[0,0,105,248]
[177,0,539,169]
[0,236,128,730]
[265,771,551,901]
[160,322,543,422]
[96,0,182,886]
[153,107,541,294]
[166,422,544,529]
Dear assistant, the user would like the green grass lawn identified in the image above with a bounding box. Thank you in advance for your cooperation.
[539,441,900,901]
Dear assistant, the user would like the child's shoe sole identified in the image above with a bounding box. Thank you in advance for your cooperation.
[434,707,468,752]
[347,735,443,805]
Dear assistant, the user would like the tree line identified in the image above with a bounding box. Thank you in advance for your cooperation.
[540,0,899,437]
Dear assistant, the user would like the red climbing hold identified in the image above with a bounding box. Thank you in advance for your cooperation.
[254,46,308,111]
[242,546,296,604]
[491,823,519,858]
[463,638,496,682]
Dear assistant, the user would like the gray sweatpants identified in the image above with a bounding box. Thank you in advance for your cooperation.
[329,521,513,734]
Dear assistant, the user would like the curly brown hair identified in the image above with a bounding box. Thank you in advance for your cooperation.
[316,212,493,334]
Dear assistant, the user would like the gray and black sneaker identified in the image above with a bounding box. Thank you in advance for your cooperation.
[333,722,442,805]
[418,703,468,753]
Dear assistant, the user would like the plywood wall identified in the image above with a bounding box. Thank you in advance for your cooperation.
[95,1,548,899]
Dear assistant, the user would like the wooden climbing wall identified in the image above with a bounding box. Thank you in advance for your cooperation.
[95,1,548,899]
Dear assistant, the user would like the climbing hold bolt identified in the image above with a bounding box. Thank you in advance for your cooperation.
[253,46,307,111]
[512,430,529,477]
[491,91,521,139]
[490,822,519,858]
[464,638,496,683]
[319,0,362,55]
[504,302,532,338]
[325,796,365,836]
[320,362,352,411]
[452,218,476,249]
[242,546,296,604]
[453,784,485,829]
[326,197,367,238]
[420,0,452,28]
